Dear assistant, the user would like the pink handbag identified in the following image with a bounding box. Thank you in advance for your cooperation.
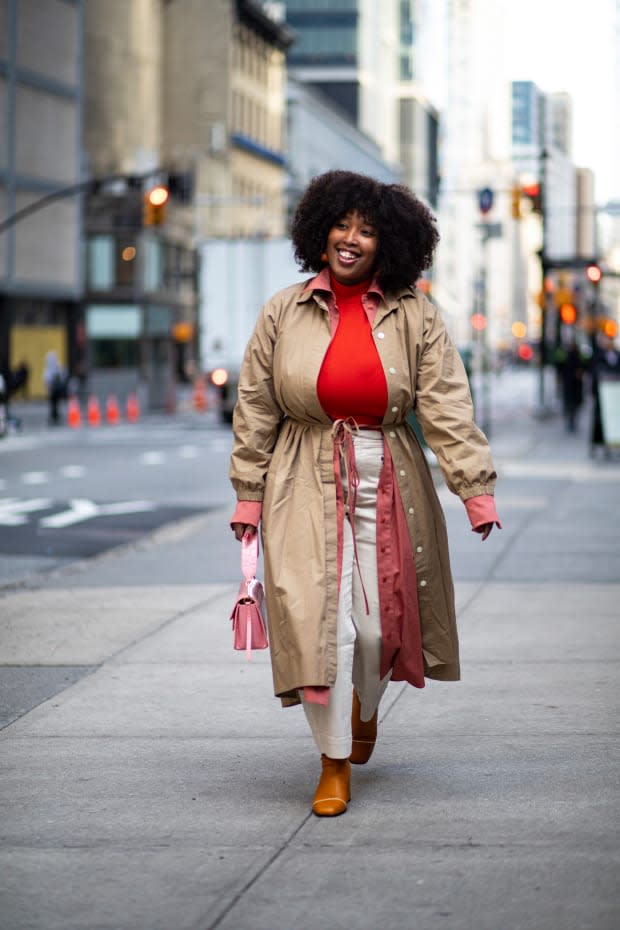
[230,533,268,659]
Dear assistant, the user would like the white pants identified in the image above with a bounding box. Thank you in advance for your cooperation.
[302,431,392,758]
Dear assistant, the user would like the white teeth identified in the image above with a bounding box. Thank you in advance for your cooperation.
[339,250,358,260]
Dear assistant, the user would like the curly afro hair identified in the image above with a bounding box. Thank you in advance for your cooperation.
[290,170,439,293]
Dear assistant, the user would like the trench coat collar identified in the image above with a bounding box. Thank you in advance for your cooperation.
[297,268,416,314]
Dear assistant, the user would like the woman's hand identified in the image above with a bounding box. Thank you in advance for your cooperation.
[231,522,257,541]
[475,522,494,541]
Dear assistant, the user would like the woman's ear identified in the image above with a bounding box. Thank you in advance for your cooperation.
[321,252,328,263]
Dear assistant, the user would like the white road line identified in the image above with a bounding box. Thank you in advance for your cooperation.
[40,498,156,529]
[60,465,87,478]
[0,498,53,526]
[140,451,166,466]
[179,445,199,459]
[22,471,49,485]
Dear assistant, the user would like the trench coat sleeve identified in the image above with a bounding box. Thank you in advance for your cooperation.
[229,298,284,502]
[413,294,497,501]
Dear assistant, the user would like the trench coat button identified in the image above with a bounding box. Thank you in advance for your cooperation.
[391,406,398,413]
[399,469,406,476]
[377,332,385,339]
[420,579,427,587]
[416,545,423,553]
[388,367,396,374]
[408,507,414,514]
[389,431,396,438]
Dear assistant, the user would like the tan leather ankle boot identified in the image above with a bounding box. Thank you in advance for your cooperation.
[312,754,351,816]
[350,689,377,765]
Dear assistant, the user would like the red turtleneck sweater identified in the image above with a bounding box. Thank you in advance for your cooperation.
[317,275,388,425]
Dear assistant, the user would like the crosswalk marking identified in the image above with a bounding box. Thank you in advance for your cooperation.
[60,465,86,478]
[140,451,166,466]
[22,471,49,485]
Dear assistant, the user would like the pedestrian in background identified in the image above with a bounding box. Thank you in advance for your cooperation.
[43,350,66,426]
[555,338,587,433]
[590,332,620,453]
[229,170,501,817]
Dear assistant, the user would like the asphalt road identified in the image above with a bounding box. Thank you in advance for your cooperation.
[0,419,234,586]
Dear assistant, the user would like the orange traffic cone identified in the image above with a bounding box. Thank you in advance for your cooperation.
[106,394,120,425]
[126,393,140,423]
[67,396,81,429]
[192,377,208,412]
[87,395,101,427]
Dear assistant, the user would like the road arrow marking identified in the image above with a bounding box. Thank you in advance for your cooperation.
[0,498,53,525]
[39,499,156,528]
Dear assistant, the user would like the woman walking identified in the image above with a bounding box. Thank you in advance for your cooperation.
[229,171,501,816]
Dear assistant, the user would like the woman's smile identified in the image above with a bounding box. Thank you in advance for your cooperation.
[325,210,378,284]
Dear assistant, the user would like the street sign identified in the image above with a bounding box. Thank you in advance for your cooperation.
[477,222,503,240]
[478,187,494,214]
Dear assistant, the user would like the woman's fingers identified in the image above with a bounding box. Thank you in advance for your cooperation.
[232,522,256,541]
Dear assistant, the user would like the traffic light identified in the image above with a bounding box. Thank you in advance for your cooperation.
[143,185,169,226]
[559,303,577,325]
[586,264,602,284]
[521,181,542,213]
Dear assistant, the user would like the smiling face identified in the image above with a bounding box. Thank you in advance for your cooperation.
[324,210,379,285]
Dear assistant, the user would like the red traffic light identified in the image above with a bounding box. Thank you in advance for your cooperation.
[559,303,577,325]
[586,264,602,284]
[521,181,540,199]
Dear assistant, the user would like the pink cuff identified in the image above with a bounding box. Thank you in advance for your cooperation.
[230,500,262,529]
[302,686,330,706]
[464,494,502,530]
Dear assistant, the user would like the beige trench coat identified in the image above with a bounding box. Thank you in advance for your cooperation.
[230,281,497,706]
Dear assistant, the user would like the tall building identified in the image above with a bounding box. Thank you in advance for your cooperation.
[286,78,398,215]
[431,0,514,345]
[511,80,578,262]
[284,0,439,204]
[82,0,292,408]
[0,0,84,399]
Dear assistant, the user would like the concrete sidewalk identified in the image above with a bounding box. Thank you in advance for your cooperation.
[1,376,619,930]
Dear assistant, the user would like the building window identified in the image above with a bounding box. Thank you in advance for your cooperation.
[87,236,114,290]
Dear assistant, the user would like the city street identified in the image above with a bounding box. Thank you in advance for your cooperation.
[0,367,619,930]
[0,406,232,585]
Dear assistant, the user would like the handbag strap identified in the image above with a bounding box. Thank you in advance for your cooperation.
[241,532,259,582]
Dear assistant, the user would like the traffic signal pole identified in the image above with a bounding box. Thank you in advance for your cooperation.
[536,136,552,416]
[0,171,167,236]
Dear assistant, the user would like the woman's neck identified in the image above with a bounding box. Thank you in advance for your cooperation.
[329,273,373,299]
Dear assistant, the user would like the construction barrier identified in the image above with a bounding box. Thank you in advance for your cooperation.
[192,377,208,412]
[106,394,120,425]
[126,393,140,423]
[67,396,82,429]
[87,395,101,427]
